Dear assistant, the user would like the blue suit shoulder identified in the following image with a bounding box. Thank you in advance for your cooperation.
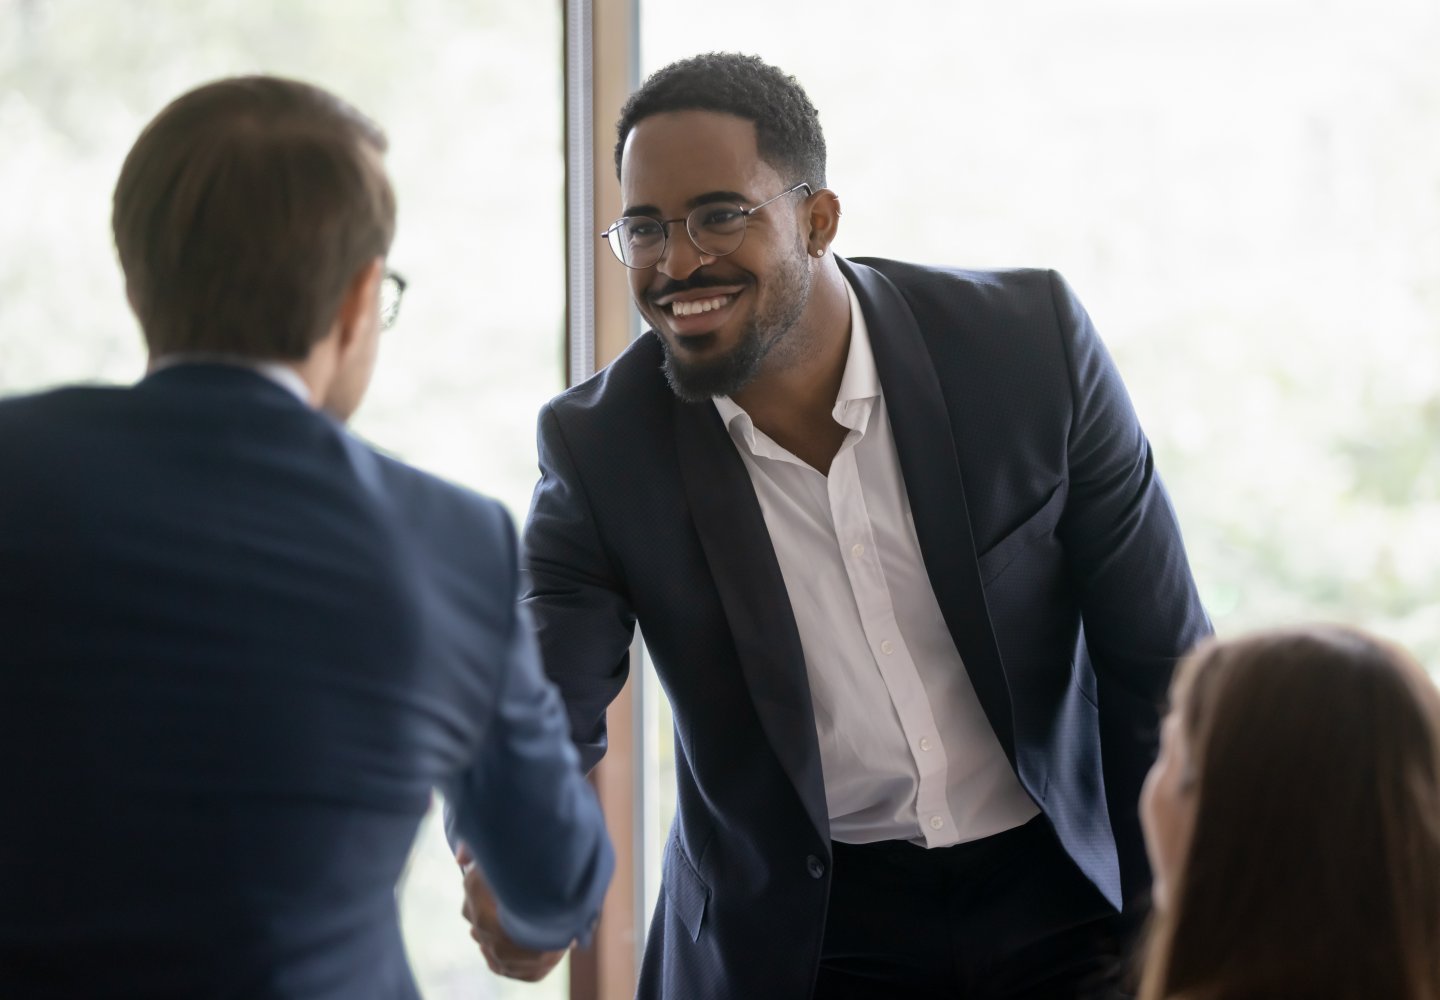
[0,382,125,424]
[344,436,515,539]
[0,384,142,476]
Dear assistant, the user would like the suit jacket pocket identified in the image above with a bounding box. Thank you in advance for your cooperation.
[663,830,710,943]
[976,481,1067,586]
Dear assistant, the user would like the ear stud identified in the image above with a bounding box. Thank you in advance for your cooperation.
[812,248,825,258]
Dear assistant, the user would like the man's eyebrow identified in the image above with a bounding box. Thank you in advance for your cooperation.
[619,191,751,218]
[688,191,748,208]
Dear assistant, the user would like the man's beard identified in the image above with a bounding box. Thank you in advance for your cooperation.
[659,252,811,403]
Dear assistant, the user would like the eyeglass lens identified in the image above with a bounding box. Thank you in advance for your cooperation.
[380,276,403,329]
[607,201,752,269]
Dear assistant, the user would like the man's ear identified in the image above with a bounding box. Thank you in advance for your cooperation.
[804,188,842,256]
[334,257,385,355]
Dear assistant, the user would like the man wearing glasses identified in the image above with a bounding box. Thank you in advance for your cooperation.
[0,76,611,999]
[467,53,1210,998]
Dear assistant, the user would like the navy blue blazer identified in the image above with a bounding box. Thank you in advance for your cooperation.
[524,258,1211,999]
[0,365,612,999]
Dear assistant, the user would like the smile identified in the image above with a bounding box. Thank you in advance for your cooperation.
[670,294,735,317]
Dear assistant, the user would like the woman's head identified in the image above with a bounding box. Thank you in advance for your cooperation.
[1139,625,1440,1000]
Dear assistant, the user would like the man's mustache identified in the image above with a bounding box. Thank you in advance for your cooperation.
[646,274,746,305]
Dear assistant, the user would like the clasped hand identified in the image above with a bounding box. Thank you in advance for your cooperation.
[455,843,570,982]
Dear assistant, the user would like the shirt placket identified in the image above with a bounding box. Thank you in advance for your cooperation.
[826,439,959,847]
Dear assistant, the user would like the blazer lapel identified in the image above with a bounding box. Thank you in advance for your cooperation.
[839,257,1017,759]
[672,396,831,842]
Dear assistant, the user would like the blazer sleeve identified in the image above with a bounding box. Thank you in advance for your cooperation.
[441,508,614,952]
[1048,270,1212,898]
[520,401,638,775]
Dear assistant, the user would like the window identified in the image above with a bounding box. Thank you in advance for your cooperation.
[3,3,568,996]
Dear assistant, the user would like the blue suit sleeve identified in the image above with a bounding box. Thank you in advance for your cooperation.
[442,515,614,951]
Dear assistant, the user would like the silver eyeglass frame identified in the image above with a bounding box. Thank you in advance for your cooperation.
[598,181,813,269]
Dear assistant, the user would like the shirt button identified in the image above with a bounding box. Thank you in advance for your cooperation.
[929,816,945,831]
[806,854,826,879]
[880,640,894,655]
[851,543,864,558]
[919,737,932,752]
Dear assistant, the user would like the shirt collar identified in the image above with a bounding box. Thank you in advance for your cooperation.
[147,354,313,405]
[714,274,877,436]
[833,276,879,409]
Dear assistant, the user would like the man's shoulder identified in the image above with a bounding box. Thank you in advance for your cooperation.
[542,333,673,433]
[0,383,130,460]
[847,256,1058,306]
[845,257,1082,354]
[358,441,512,537]
[0,382,122,417]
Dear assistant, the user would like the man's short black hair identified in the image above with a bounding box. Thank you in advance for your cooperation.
[614,52,826,189]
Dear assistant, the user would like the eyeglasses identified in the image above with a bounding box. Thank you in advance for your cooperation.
[599,182,813,270]
[380,269,407,330]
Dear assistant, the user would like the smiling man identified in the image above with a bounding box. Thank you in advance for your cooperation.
[464,53,1211,999]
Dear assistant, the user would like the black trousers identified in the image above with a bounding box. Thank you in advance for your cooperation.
[814,817,1130,1000]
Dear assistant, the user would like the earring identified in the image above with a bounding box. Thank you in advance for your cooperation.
[812,248,825,258]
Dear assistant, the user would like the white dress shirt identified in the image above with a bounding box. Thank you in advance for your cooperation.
[713,279,1038,847]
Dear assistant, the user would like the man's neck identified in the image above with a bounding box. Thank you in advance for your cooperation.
[731,263,853,474]
[147,353,317,407]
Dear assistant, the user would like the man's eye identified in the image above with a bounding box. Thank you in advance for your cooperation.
[626,220,663,242]
[697,206,745,230]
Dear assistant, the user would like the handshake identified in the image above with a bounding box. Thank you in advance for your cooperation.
[455,843,570,983]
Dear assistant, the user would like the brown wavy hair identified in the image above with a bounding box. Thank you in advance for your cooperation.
[1139,625,1440,1000]
[113,75,395,360]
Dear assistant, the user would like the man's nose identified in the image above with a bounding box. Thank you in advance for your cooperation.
[656,225,713,280]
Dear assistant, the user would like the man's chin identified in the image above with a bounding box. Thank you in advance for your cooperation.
[661,346,760,403]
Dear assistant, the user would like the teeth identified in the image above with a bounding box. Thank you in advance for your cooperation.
[671,295,730,317]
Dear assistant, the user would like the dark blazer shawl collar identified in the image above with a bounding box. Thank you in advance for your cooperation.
[672,391,830,842]
[671,256,1018,844]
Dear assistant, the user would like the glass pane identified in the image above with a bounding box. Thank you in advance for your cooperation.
[2,2,567,996]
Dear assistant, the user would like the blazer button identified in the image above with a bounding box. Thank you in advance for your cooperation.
[806,855,825,879]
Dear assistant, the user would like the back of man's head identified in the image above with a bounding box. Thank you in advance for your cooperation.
[113,76,395,361]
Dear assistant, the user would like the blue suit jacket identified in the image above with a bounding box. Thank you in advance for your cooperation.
[524,259,1211,999]
[0,365,612,999]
